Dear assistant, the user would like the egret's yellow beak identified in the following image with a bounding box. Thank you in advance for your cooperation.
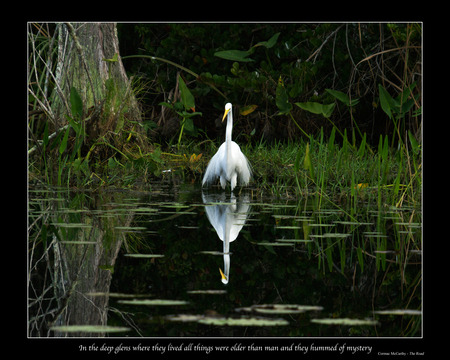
[219,268,227,281]
[222,108,230,122]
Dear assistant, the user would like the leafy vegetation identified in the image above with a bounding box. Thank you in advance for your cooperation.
[119,23,421,145]
[29,23,421,202]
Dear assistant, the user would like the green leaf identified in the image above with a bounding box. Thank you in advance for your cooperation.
[325,88,359,106]
[59,126,70,155]
[178,111,202,119]
[408,130,419,154]
[183,117,195,133]
[214,33,279,63]
[178,75,195,111]
[396,83,418,117]
[158,101,174,110]
[240,104,258,116]
[214,49,254,62]
[358,133,367,157]
[397,82,416,103]
[102,53,119,63]
[99,264,114,273]
[276,77,292,114]
[70,86,83,119]
[295,102,335,118]
[303,142,315,179]
[65,114,82,135]
[399,97,416,116]
[254,32,281,49]
[378,84,394,119]
[322,103,336,118]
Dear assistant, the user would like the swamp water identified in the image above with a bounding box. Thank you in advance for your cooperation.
[28,183,421,337]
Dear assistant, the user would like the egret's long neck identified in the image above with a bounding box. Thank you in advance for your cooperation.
[225,109,233,143]
[223,235,230,284]
[225,110,233,162]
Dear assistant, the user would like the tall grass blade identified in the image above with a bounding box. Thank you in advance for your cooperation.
[303,142,314,180]
[70,86,83,119]
[328,127,336,152]
[358,133,366,157]
[42,121,49,147]
[408,130,419,155]
[59,126,70,155]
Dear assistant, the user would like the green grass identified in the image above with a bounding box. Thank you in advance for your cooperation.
[235,132,421,210]
[29,123,421,212]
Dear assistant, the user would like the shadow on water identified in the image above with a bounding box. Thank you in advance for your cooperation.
[28,182,421,337]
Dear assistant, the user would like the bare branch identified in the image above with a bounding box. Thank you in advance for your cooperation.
[306,25,344,63]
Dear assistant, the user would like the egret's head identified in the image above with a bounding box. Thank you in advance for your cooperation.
[222,103,232,122]
[219,268,228,284]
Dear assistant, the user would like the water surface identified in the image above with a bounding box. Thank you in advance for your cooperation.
[28,182,422,337]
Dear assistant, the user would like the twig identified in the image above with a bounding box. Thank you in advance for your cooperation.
[122,54,227,99]
[28,102,103,155]
[306,24,344,63]
[345,24,356,68]
[28,124,67,156]
[28,26,56,121]
[355,46,421,68]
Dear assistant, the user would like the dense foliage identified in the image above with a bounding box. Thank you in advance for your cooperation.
[28,23,421,189]
[118,23,421,146]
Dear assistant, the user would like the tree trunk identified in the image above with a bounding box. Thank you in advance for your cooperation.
[49,192,133,337]
[52,22,143,143]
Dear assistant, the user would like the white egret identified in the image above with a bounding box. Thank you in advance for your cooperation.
[202,192,251,284]
[202,103,252,191]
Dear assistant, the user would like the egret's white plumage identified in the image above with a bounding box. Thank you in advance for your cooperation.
[202,103,252,191]
[202,192,251,284]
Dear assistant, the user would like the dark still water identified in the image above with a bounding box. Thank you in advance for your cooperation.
[28,182,421,337]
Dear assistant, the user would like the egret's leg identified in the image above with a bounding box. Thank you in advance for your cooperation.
[220,176,227,189]
[230,173,237,191]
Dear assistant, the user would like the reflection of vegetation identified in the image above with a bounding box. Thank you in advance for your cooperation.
[28,184,420,337]
[109,188,421,337]
[49,325,130,334]
[28,189,135,336]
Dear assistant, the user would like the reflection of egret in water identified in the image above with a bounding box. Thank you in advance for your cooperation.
[202,192,251,284]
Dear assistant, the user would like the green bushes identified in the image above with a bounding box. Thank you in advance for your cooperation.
[119,23,421,147]
[29,23,421,193]
[247,128,420,209]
